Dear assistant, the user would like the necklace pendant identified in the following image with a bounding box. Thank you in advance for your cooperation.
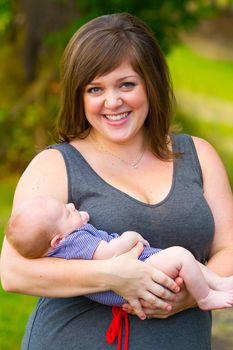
[133,164,138,169]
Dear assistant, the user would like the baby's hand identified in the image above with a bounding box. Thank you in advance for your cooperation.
[137,235,150,247]
[122,231,150,247]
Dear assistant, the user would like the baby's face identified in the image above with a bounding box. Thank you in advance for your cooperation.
[54,202,89,238]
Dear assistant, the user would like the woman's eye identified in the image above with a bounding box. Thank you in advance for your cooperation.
[121,82,136,89]
[87,87,101,94]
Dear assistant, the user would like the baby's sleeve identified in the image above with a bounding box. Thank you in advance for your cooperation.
[48,224,103,260]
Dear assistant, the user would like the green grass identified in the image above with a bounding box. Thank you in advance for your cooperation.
[0,175,37,350]
[167,44,233,102]
[0,292,36,350]
[0,175,18,240]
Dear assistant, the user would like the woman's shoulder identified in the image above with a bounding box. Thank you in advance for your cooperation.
[191,136,222,168]
[12,147,68,212]
[32,145,66,162]
[24,146,67,177]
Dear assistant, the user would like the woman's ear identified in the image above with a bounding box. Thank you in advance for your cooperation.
[50,234,63,249]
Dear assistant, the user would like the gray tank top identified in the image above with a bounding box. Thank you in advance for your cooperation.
[22,134,214,350]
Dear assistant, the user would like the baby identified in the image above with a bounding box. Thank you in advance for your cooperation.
[6,196,233,311]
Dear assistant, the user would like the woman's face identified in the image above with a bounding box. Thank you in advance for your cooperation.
[83,61,149,144]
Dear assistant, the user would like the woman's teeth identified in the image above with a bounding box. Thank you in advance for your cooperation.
[105,112,129,121]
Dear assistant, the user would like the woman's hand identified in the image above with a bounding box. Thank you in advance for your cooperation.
[122,284,197,319]
[108,242,180,320]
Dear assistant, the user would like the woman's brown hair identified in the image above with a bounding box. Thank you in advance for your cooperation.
[56,13,175,159]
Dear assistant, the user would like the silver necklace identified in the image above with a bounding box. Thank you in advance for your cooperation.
[91,137,145,169]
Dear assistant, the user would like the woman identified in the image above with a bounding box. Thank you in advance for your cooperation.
[1,13,233,350]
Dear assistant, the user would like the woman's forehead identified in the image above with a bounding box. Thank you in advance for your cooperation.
[91,61,137,81]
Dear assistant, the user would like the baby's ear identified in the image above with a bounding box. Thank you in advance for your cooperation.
[50,234,63,249]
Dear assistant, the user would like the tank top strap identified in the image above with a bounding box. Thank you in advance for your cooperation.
[47,142,93,204]
[172,133,203,188]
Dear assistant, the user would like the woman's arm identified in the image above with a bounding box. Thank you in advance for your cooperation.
[0,148,179,319]
[194,137,233,276]
[1,238,116,296]
[1,149,106,296]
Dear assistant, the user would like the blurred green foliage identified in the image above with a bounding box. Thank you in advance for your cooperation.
[47,0,215,53]
[0,0,220,175]
[168,44,233,101]
[0,0,12,36]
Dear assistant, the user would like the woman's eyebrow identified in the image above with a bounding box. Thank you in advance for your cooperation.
[86,82,102,86]
[117,75,138,81]
[88,75,138,85]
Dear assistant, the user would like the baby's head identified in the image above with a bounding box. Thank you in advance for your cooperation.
[6,196,89,258]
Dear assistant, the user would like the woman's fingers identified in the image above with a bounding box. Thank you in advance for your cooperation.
[140,291,172,310]
[110,243,182,319]
[122,303,172,319]
[151,269,180,293]
[123,288,197,320]
[127,298,146,320]
[147,280,177,301]
[123,293,172,314]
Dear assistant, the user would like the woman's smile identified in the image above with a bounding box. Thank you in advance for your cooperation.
[104,111,130,121]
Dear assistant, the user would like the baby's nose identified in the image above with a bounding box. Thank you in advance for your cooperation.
[67,203,76,211]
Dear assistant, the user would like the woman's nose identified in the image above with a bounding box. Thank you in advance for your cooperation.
[104,91,123,109]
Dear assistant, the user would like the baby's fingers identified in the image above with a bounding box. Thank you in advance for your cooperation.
[136,235,150,247]
[141,238,150,247]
